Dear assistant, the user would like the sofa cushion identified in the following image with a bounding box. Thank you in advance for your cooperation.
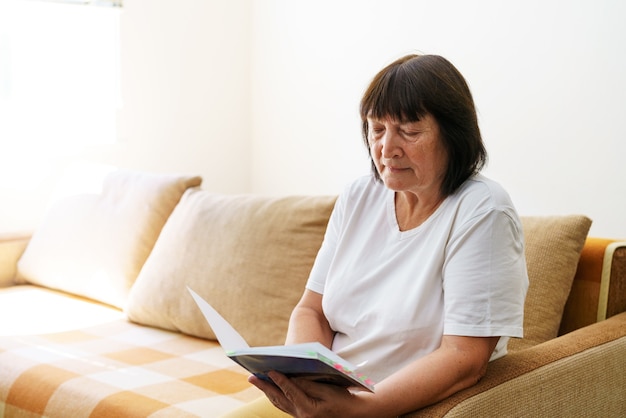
[0,318,261,416]
[0,285,125,336]
[125,189,336,347]
[509,215,592,351]
[16,170,202,309]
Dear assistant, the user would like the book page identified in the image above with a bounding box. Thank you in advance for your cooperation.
[187,286,249,350]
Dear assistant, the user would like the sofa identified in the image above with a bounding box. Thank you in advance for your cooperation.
[0,169,625,417]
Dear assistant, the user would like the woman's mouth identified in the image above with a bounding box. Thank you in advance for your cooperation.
[386,166,407,174]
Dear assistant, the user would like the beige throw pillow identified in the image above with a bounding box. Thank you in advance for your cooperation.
[509,215,592,351]
[125,189,337,347]
[16,170,202,308]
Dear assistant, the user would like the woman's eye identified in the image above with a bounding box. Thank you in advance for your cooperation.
[370,126,385,136]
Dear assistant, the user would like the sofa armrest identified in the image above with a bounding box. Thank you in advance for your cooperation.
[405,311,626,417]
[560,238,626,334]
[0,232,31,287]
[598,241,626,320]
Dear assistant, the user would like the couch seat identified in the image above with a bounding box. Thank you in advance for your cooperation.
[0,286,261,417]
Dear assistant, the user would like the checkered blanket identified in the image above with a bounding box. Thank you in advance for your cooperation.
[0,318,262,417]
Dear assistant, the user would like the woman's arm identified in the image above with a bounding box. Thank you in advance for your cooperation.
[250,334,499,418]
[360,335,499,416]
[284,289,335,348]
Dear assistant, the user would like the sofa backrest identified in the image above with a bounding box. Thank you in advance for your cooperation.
[0,233,30,287]
[7,171,623,352]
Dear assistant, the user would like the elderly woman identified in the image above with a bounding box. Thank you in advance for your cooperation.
[223,54,528,418]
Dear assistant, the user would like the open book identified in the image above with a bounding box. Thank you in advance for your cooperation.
[187,287,375,392]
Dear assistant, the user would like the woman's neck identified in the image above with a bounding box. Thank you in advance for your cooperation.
[394,190,445,231]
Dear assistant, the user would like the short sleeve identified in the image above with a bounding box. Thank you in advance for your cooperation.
[305,189,345,294]
[442,208,528,338]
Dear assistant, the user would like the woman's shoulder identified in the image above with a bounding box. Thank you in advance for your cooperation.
[442,175,523,236]
[465,173,509,193]
[451,174,517,213]
[341,174,386,199]
[332,175,388,218]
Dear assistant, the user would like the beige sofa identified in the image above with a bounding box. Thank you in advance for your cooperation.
[0,169,625,417]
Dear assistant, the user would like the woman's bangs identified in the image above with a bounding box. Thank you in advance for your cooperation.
[365,68,426,122]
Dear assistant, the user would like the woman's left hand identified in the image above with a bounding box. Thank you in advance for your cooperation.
[249,371,367,418]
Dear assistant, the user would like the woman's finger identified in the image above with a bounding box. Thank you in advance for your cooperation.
[248,374,294,414]
[267,371,314,406]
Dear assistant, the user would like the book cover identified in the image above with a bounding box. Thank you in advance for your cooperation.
[187,287,375,392]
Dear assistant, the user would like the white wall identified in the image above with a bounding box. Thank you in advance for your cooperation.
[250,0,626,238]
[113,0,251,193]
[2,0,625,239]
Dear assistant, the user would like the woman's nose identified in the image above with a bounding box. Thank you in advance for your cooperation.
[381,130,402,159]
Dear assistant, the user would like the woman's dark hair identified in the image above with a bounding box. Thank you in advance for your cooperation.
[360,54,487,196]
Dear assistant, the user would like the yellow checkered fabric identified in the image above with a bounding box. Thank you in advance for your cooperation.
[0,319,261,417]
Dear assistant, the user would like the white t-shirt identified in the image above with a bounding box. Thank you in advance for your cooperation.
[306,174,528,383]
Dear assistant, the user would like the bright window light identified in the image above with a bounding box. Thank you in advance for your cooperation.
[0,0,120,188]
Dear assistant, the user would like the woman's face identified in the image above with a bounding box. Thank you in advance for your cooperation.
[367,113,448,196]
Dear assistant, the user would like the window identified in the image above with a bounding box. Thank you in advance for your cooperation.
[0,0,120,188]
